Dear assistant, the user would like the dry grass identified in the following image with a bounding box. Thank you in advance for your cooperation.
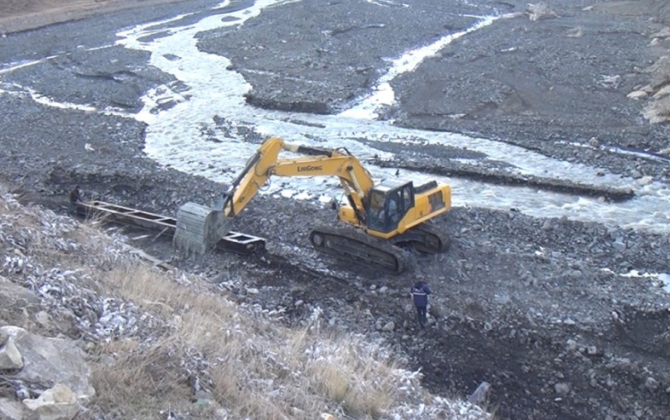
[305,342,398,417]
[88,336,192,420]
[87,262,403,419]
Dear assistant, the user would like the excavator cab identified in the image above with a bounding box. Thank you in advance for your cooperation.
[366,179,415,233]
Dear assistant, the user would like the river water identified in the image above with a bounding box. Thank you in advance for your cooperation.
[4,0,670,233]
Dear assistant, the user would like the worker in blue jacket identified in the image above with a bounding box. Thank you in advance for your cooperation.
[411,277,431,328]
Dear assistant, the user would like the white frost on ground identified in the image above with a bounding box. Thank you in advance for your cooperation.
[660,273,670,293]
[0,191,165,340]
[601,268,670,293]
[0,189,491,419]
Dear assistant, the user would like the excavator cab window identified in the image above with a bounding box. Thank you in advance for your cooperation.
[366,182,414,232]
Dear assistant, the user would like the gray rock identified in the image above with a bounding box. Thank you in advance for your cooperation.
[1,326,95,400]
[612,240,626,252]
[555,382,570,395]
[468,381,490,405]
[382,321,395,332]
[23,383,80,420]
[0,398,23,420]
[0,275,40,309]
[35,311,55,329]
[566,339,578,351]
[645,377,660,391]
[0,339,23,370]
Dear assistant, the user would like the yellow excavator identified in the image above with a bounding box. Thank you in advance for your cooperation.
[173,136,452,273]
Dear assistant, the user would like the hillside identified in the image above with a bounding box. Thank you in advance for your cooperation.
[0,183,490,419]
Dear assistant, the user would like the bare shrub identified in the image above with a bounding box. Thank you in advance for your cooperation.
[302,337,399,418]
[86,336,192,420]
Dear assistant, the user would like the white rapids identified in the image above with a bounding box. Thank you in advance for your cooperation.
[2,0,670,234]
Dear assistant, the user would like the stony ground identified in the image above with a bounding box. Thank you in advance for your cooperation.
[1,0,670,419]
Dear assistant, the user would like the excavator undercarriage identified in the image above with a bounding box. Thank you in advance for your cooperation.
[309,226,409,274]
[308,223,450,274]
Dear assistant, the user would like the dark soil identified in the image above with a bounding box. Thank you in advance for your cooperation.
[1,1,670,419]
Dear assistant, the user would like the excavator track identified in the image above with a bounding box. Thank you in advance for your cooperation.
[309,226,408,274]
[390,222,450,254]
[409,223,450,253]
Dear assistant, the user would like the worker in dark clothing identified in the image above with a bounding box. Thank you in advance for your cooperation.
[411,278,431,328]
[69,185,82,214]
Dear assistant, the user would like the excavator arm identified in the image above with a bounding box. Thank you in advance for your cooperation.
[220,137,374,224]
[174,136,376,254]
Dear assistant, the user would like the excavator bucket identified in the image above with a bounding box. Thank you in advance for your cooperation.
[173,202,233,255]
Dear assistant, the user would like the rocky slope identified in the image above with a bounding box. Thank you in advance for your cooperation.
[0,185,490,419]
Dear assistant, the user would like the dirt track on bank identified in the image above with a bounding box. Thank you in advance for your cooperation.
[2,1,670,419]
[0,0,192,33]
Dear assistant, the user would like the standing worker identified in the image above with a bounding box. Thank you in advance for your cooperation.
[411,277,431,328]
[69,185,82,215]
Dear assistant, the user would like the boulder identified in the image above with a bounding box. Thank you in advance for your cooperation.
[0,338,23,370]
[22,384,79,420]
[627,90,648,100]
[643,96,670,123]
[0,276,40,309]
[566,27,583,38]
[651,27,670,39]
[554,382,571,395]
[468,381,491,405]
[653,84,670,99]
[526,2,559,21]
[643,56,670,89]
[0,327,94,401]
[0,397,23,420]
